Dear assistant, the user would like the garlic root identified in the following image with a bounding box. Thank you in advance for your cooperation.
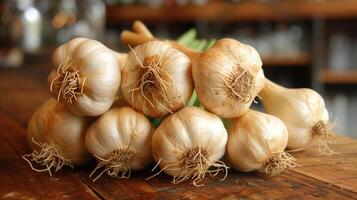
[22,138,74,176]
[218,66,255,104]
[148,147,229,187]
[312,121,336,155]
[90,148,137,182]
[50,55,85,104]
[128,50,176,113]
[264,152,297,176]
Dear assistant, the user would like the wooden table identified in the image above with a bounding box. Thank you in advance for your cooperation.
[0,61,357,200]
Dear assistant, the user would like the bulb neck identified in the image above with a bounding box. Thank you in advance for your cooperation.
[132,20,154,39]
[259,78,285,100]
[167,40,200,60]
[121,30,200,61]
[114,52,127,68]
[121,30,153,47]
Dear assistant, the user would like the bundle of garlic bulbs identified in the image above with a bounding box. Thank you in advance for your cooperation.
[23,21,335,187]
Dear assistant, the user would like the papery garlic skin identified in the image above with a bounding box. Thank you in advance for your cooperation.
[193,38,265,118]
[227,110,288,172]
[152,107,228,180]
[86,107,154,172]
[27,98,92,166]
[121,40,193,117]
[48,37,121,116]
[259,79,329,150]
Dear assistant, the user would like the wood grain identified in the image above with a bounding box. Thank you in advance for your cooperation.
[291,136,357,193]
[0,157,100,200]
[0,66,50,126]
[76,165,357,200]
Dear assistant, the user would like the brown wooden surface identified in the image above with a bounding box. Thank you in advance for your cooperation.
[106,0,357,24]
[0,60,357,199]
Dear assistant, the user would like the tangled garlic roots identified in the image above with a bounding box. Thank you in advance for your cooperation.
[129,47,181,113]
[148,147,229,187]
[264,152,297,176]
[312,120,336,155]
[22,138,73,176]
[219,65,254,103]
[90,148,136,182]
[50,56,86,104]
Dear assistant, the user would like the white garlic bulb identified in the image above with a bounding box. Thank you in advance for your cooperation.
[151,107,228,186]
[227,109,296,176]
[85,107,154,181]
[23,98,92,175]
[48,37,121,116]
[120,40,193,117]
[259,78,334,153]
[193,38,265,118]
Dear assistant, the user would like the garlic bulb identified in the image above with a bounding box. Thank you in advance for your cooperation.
[85,107,154,182]
[120,40,193,117]
[150,107,228,186]
[259,78,334,154]
[48,37,121,116]
[227,109,296,176]
[193,38,265,118]
[23,99,92,175]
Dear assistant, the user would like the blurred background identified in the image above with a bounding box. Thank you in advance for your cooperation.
[1,0,357,137]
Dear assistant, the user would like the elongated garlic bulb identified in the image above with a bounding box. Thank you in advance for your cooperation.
[227,110,296,176]
[150,107,228,186]
[120,40,193,117]
[23,99,92,175]
[85,107,154,182]
[121,31,265,118]
[259,78,334,154]
[193,38,265,118]
[48,37,121,116]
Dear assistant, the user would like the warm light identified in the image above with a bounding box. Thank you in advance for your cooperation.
[24,7,40,22]
[52,12,77,29]
[52,12,67,29]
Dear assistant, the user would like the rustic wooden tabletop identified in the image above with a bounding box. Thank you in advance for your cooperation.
[0,60,356,200]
